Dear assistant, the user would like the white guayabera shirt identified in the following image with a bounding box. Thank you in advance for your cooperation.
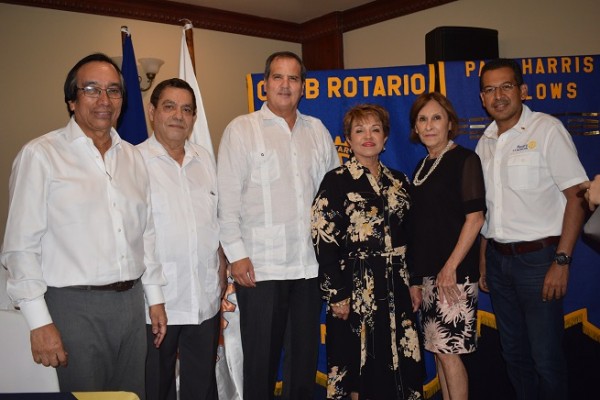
[218,103,339,282]
[138,135,221,325]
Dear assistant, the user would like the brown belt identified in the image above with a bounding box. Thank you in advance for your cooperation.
[68,279,138,292]
[489,236,560,256]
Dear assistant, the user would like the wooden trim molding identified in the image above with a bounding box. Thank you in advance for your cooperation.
[1,0,302,41]
[1,0,457,42]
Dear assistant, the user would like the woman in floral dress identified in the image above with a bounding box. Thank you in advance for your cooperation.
[407,93,486,400]
[311,104,424,400]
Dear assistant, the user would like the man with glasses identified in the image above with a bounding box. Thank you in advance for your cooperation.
[475,58,587,400]
[1,53,166,398]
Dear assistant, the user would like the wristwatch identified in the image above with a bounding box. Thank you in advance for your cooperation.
[553,252,572,266]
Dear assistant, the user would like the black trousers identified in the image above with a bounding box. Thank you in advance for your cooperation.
[236,278,321,400]
[145,312,220,400]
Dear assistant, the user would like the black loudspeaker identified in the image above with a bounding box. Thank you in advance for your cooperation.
[425,26,499,64]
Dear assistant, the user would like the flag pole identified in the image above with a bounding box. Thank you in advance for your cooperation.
[181,19,196,75]
[178,19,215,157]
[121,25,128,44]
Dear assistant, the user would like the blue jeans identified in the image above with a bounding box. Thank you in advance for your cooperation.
[486,243,567,400]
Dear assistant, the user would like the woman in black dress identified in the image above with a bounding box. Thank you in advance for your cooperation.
[407,93,486,400]
[312,104,424,400]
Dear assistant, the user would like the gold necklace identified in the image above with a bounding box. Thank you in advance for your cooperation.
[412,140,453,186]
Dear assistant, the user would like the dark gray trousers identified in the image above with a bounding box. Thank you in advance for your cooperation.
[45,283,146,399]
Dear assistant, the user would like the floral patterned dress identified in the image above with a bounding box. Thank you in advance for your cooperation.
[311,156,424,400]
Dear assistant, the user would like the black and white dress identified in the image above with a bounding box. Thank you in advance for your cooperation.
[408,145,486,354]
[312,156,424,400]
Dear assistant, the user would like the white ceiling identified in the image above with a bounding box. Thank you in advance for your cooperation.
[175,0,374,23]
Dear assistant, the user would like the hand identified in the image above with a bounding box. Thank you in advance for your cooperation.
[479,274,489,293]
[30,323,68,367]
[436,265,461,306]
[230,257,256,287]
[330,300,350,321]
[580,175,600,211]
[149,303,167,348]
[479,237,488,292]
[409,285,423,312]
[542,263,569,301]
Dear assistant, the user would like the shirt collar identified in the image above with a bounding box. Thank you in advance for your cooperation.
[483,104,531,139]
[345,155,389,181]
[65,117,122,150]
[146,133,200,163]
[259,102,308,123]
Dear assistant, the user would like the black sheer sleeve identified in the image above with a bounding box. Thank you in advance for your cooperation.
[461,151,487,215]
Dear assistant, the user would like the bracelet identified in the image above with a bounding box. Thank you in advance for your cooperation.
[330,298,350,307]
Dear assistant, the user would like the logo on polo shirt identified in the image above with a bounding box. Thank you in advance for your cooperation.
[513,140,537,152]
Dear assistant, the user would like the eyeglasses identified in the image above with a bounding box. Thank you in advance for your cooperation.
[77,86,123,99]
[481,82,521,96]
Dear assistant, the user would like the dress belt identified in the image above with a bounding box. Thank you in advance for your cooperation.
[489,236,560,256]
[68,278,139,292]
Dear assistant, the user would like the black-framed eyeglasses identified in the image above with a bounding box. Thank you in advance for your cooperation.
[481,82,520,96]
[77,86,123,99]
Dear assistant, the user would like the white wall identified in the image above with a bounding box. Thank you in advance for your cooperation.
[344,0,600,68]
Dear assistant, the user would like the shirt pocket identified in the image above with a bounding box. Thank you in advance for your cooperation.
[251,224,286,265]
[250,150,281,185]
[506,152,540,190]
[191,189,219,235]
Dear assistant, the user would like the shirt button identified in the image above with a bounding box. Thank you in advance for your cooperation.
[118,228,122,233]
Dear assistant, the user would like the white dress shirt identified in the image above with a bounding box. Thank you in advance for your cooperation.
[218,103,339,281]
[137,135,220,325]
[1,118,165,330]
[475,105,588,242]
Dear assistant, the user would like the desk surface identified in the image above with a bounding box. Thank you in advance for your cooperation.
[0,392,139,400]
